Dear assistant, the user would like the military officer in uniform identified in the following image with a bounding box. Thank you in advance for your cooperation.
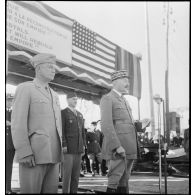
[61,92,86,193]
[11,53,62,193]
[100,70,138,193]
[6,94,15,194]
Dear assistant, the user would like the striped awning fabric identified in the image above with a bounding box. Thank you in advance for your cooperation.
[7,50,113,89]
[116,46,142,99]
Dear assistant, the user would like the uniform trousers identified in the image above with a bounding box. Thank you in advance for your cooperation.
[62,153,82,193]
[88,152,102,162]
[88,153,102,174]
[101,159,108,175]
[19,163,59,193]
[6,149,15,192]
[107,158,134,189]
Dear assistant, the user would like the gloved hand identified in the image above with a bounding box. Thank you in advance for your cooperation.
[113,146,126,159]
[116,146,126,157]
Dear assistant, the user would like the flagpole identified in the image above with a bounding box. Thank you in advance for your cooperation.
[165,2,170,146]
[145,2,155,136]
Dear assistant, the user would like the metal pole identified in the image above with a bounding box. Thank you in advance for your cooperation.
[158,103,162,194]
[162,100,167,194]
[165,2,170,146]
[145,2,155,136]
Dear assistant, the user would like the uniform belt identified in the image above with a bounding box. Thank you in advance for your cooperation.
[113,119,134,125]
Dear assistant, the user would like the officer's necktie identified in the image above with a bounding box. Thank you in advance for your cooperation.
[45,86,52,100]
[73,109,77,116]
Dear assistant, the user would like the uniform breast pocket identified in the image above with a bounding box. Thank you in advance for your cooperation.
[113,105,127,119]
[31,99,49,115]
[68,117,74,123]
[67,117,75,128]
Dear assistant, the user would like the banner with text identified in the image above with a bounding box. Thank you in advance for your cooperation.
[6,1,73,64]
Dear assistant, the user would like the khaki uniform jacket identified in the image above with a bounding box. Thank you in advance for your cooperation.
[100,90,137,160]
[11,79,62,164]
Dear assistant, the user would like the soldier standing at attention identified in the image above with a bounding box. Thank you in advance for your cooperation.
[100,70,138,194]
[11,53,62,193]
[61,92,86,193]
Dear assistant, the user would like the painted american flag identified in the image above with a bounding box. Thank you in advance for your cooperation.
[72,21,116,80]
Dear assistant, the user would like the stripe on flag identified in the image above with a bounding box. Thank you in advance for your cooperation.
[72,21,116,79]
[116,46,142,99]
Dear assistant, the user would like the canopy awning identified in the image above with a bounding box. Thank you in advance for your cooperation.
[7,49,113,89]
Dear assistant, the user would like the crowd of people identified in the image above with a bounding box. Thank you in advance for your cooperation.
[6,53,189,194]
[137,131,185,148]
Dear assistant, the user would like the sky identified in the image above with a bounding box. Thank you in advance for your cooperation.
[43,1,189,124]
[5,1,189,127]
